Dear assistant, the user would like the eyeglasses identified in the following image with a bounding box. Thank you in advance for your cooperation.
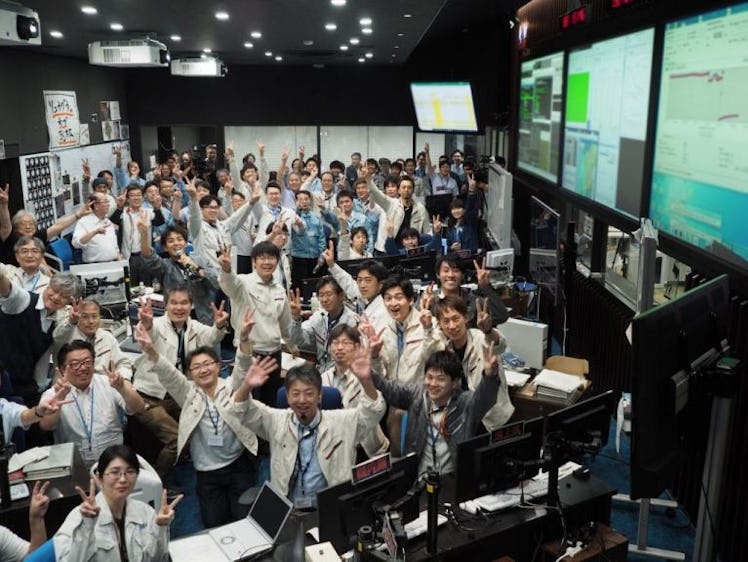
[66,359,94,370]
[317,291,338,299]
[189,360,217,373]
[331,340,355,348]
[204,205,220,210]
[103,468,138,480]
[17,248,41,255]
[80,314,100,321]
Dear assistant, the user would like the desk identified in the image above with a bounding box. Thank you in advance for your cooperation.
[509,382,590,421]
[1,445,89,538]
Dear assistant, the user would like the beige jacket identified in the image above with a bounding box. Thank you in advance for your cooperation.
[375,308,435,384]
[53,321,133,381]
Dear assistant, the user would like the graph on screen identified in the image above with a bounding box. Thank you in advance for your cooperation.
[650,2,748,269]
[562,28,655,218]
[410,82,478,133]
[517,52,564,182]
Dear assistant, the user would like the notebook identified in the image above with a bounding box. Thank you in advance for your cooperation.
[170,481,294,561]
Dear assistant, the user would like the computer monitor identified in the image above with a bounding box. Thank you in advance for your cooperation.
[455,418,544,503]
[630,275,730,500]
[317,453,420,554]
[545,390,614,453]
[69,260,129,307]
[399,251,437,283]
[425,194,454,220]
[337,255,401,278]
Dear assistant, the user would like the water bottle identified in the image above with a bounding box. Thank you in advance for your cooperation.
[310,292,320,313]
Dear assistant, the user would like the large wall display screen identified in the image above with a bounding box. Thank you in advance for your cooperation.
[650,3,748,269]
[410,82,479,133]
[517,52,565,182]
[562,28,655,218]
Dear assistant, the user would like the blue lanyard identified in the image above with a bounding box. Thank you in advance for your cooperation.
[28,272,41,292]
[296,420,320,496]
[72,385,95,446]
[204,394,221,435]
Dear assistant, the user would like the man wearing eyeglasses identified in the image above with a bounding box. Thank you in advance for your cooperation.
[71,193,119,263]
[9,236,49,293]
[38,340,145,467]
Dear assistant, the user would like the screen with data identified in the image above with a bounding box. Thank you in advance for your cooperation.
[562,28,655,218]
[410,82,479,133]
[650,3,748,270]
[518,52,565,182]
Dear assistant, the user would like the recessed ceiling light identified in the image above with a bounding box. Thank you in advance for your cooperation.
[250,31,262,39]
[331,0,346,5]
[359,17,372,26]
[358,58,365,63]
[403,13,413,18]
[349,37,359,45]
[215,11,229,21]
[275,55,283,61]
[303,39,314,46]
[397,33,404,37]
[203,47,212,53]
[170,34,181,42]
[394,45,399,49]
[313,63,325,69]
[244,42,254,48]
[361,27,372,34]
[339,45,348,51]
[81,6,97,15]
[365,52,373,59]
[110,23,123,31]
[325,23,337,31]
[265,51,273,57]
[201,53,207,59]
[49,30,63,38]
[391,53,396,57]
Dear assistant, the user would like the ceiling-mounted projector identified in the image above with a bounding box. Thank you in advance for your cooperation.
[88,38,169,67]
[0,0,40,45]
[170,56,228,77]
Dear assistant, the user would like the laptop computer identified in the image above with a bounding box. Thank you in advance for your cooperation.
[170,481,293,562]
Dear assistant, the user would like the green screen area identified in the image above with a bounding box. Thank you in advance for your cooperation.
[566,72,590,123]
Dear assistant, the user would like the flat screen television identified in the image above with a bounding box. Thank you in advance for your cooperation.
[649,2,748,271]
[517,51,565,182]
[410,82,479,133]
[562,27,655,218]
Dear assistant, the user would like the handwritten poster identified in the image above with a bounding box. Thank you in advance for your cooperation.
[43,90,80,150]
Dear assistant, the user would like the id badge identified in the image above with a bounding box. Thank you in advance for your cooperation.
[295,495,314,510]
[80,439,92,452]
[207,433,224,447]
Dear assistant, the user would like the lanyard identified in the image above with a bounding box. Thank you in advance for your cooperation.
[295,419,320,496]
[72,386,95,447]
[204,394,222,435]
[27,272,41,292]
[174,325,186,372]
[321,313,341,364]
[427,399,450,471]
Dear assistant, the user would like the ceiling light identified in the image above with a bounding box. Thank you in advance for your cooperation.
[244,42,254,48]
[265,51,273,57]
[275,55,283,61]
[303,39,314,46]
[215,11,229,21]
[250,31,262,39]
[397,33,404,37]
[339,45,348,51]
[313,63,325,69]
[365,52,373,59]
[331,0,346,5]
[394,45,399,49]
[49,30,64,39]
[359,17,372,26]
[203,47,212,53]
[403,13,413,18]
[358,58,365,63]
[391,53,396,57]
[361,27,372,34]
[201,53,207,59]
[325,23,337,31]
[110,23,124,31]
[170,34,181,42]
[81,6,97,15]
[349,37,359,45]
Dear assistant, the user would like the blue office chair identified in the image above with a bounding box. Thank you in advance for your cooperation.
[44,238,75,271]
[276,386,343,410]
[23,537,55,561]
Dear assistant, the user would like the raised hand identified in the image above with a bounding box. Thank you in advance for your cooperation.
[134,322,157,360]
[136,210,150,232]
[0,183,9,206]
[424,143,430,154]
[75,478,100,518]
[29,481,51,520]
[239,307,256,343]
[155,490,183,526]
[483,342,499,376]
[225,143,235,160]
[243,356,277,390]
[250,183,263,205]
[421,283,435,313]
[386,216,395,238]
[138,297,154,331]
[367,327,384,358]
[116,192,126,210]
[68,297,83,325]
[152,193,163,210]
[106,366,124,391]
[256,141,265,157]
[218,244,232,273]
[432,214,442,233]
[82,159,91,181]
[419,305,433,330]
[37,384,73,416]
[288,288,302,319]
[322,240,335,267]
[473,257,490,289]
[349,342,373,382]
[211,300,229,329]
[467,171,477,192]
[281,146,290,161]
[298,145,306,158]
[476,297,492,334]
[185,178,198,200]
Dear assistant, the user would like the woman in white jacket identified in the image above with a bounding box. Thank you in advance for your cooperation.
[55,444,181,561]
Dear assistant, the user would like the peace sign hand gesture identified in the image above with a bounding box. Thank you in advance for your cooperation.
[218,244,232,273]
[483,343,499,377]
[473,257,490,290]
[476,297,492,334]
[0,183,9,206]
[420,282,435,313]
[239,307,256,344]
[322,240,335,267]
[288,288,303,319]
[75,478,101,519]
[211,300,229,329]
[138,297,154,331]
[155,490,184,526]
[106,366,124,391]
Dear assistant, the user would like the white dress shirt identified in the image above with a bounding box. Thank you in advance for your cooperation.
[72,214,119,263]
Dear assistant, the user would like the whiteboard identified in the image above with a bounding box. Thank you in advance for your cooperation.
[224,126,318,173]
[368,126,413,161]
[415,133,446,158]
[320,126,367,169]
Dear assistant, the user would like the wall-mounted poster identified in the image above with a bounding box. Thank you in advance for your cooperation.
[102,120,120,141]
[44,90,80,150]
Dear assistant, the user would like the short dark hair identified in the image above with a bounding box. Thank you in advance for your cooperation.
[329,160,345,172]
[144,180,158,190]
[399,227,420,243]
[57,340,95,366]
[251,241,280,260]
[381,276,415,300]
[266,180,282,193]
[186,346,219,368]
[96,444,140,477]
[451,197,465,210]
[330,323,360,344]
[357,260,388,281]
[398,175,414,187]
[97,170,113,179]
[434,294,468,320]
[353,178,368,190]
[241,163,258,178]
[336,189,353,205]
[194,179,210,191]
[296,189,312,200]
[424,350,464,381]
[165,284,193,303]
[125,183,143,197]
[199,194,220,208]
[315,275,342,294]
[321,171,334,181]
[351,152,362,159]
[232,190,246,200]
[160,224,189,247]
[285,363,322,392]
[350,226,368,242]
[436,254,464,274]
[265,221,288,235]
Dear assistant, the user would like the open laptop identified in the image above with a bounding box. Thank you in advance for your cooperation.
[170,481,293,561]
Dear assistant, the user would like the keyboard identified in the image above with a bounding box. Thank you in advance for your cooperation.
[461,478,549,513]
[404,510,448,539]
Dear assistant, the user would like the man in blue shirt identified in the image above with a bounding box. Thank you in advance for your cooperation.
[290,190,326,288]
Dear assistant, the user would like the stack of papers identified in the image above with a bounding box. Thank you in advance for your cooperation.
[505,370,531,387]
[9,443,75,480]
[533,369,585,403]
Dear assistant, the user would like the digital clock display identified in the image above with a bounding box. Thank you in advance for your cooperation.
[351,453,392,485]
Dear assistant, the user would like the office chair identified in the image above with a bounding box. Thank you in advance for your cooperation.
[44,238,75,272]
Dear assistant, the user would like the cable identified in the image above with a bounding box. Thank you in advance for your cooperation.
[699,478,719,555]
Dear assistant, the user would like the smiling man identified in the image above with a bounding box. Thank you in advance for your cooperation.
[9,236,49,294]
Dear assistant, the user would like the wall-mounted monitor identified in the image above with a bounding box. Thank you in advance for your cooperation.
[649,3,748,271]
[410,82,479,133]
[562,28,655,218]
[517,51,565,182]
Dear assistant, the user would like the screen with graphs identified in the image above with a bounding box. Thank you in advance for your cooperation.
[517,52,565,182]
[562,28,655,218]
[650,3,748,270]
[410,82,479,133]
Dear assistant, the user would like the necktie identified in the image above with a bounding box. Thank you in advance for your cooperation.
[396,324,405,355]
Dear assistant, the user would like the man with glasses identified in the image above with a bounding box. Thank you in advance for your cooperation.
[72,193,119,263]
[9,236,49,293]
[38,340,145,467]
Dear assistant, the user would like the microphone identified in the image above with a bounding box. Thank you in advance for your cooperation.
[311,257,325,275]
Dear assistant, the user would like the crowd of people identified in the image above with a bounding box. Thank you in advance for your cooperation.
[0,143,514,561]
